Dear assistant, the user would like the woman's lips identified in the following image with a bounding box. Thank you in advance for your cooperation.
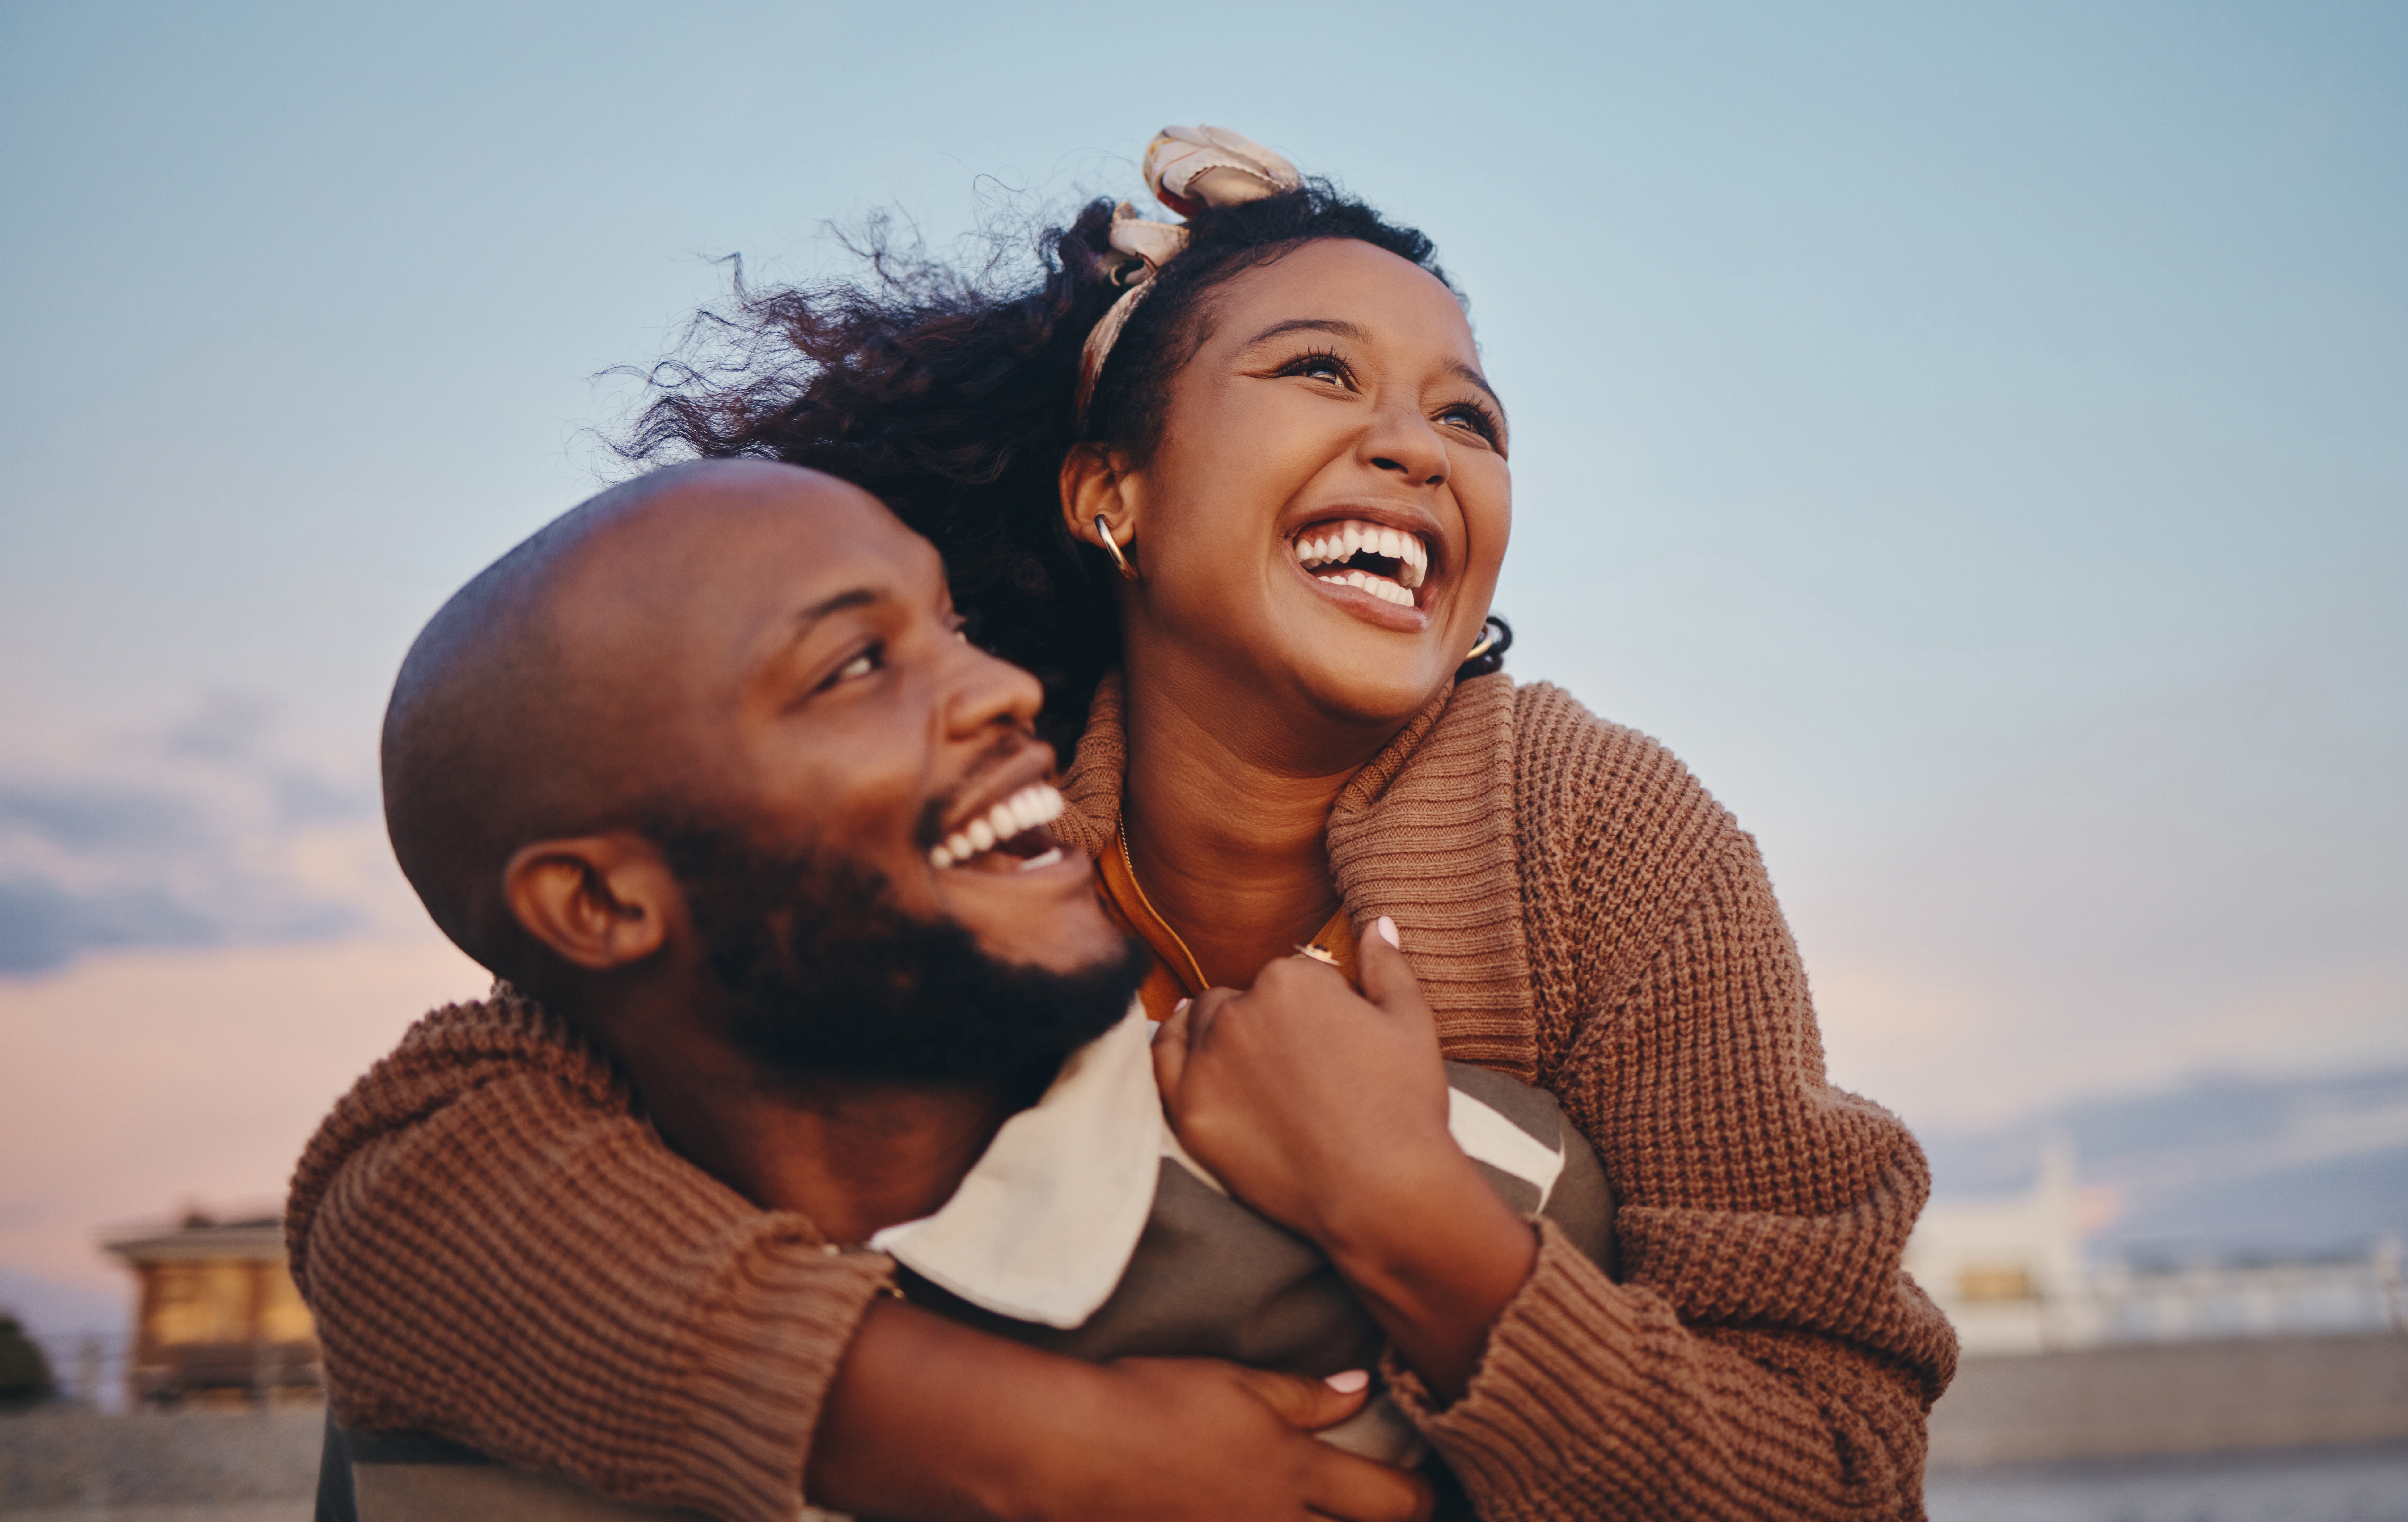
[1291,518,1430,609]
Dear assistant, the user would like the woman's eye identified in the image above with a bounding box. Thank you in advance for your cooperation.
[1441,403,1500,443]
[1283,351,1350,385]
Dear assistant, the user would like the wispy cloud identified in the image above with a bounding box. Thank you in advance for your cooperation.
[1917,1066,2408,1262]
[0,694,398,976]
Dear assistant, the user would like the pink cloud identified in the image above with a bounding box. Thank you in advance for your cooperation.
[0,932,488,1311]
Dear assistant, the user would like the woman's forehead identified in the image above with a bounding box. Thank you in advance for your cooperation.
[1210,239,1475,355]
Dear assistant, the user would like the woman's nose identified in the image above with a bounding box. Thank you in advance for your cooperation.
[1361,404,1448,488]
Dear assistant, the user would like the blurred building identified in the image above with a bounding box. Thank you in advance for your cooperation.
[101,1213,319,1406]
[1907,1137,2090,1353]
[1911,1138,2408,1465]
[1907,1136,2406,1354]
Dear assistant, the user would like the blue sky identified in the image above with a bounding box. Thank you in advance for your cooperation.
[1,0,2402,1301]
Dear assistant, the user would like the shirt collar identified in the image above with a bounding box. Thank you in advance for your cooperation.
[867,1001,1166,1329]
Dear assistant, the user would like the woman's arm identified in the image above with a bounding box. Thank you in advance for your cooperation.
[814,1300,1433,1522]
[1152,849,1955,1519]
[1399,832,1954,1520]
[289,992,1432,1522]
[288,993,885,1522]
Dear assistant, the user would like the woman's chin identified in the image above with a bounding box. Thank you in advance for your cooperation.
[1140,592,1463,736]
[1281,646,1458,731]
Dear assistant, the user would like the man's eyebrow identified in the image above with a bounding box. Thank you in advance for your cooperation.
[789,586,883,638]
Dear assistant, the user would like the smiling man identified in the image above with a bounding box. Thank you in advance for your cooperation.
[293,459,1519,1522]
[371,460,1140,1244]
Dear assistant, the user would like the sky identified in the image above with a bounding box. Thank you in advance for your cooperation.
[2,0,2402,1320]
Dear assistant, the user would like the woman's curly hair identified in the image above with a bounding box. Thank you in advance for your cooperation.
[621,179,1510,751]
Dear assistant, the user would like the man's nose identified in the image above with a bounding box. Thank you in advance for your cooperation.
[941,636,1046,738]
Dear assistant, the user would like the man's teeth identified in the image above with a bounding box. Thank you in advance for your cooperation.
[928,782,1067,869]
[1292,519,1428,590]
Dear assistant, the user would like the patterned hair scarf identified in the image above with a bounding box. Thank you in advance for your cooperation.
[1073,125,1302,425]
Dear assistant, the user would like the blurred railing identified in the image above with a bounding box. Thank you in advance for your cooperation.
[25,1330,131,1413]
[1943,1236,2405,1355]
[2086,1240,2406,1344]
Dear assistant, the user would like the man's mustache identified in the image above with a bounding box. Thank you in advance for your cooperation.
[912,728,1048,851]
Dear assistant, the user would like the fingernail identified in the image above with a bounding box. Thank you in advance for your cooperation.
[1324,1368,1371,1394]
[1172,998,1191,1017]
[1376,916,1400,949]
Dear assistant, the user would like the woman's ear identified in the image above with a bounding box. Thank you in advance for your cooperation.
[502,834,677,971]
[1059,443,1143,561]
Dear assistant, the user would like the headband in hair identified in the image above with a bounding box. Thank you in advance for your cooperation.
[1074,125,1301,424]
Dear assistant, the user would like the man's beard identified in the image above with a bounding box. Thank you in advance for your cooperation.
[654,818,1150,1090]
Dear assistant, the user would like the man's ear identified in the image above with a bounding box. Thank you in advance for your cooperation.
[502,833,678,971]
[1059,442,1143,561]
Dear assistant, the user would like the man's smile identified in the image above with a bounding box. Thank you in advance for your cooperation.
[927,781,1069,873]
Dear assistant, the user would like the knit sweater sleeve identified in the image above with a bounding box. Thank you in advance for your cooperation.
[1383,685,1957,1520]
[283,989,894,1522]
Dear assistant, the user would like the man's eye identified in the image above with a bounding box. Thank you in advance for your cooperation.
[829,645,883,686]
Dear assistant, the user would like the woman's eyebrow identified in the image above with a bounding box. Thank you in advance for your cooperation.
[1448,359,1507,419]
[1241,316,1371,349]
[1242,317,1505,412]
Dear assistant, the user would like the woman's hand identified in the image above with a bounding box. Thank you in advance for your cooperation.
[1054,1357,1436,1522]
[1153,919,1452,1239]
[1153,922,1538,1401]
[808,1299,1433,1522]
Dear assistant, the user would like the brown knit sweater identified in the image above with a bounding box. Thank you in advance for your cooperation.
[286,672,1956,1522]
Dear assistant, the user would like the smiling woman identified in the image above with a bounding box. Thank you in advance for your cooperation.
[622,128,1513,763]
[291,126,1956,1521]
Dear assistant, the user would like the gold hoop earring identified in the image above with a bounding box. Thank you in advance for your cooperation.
[1464,626,1499,662]
[1095,514,1139,583]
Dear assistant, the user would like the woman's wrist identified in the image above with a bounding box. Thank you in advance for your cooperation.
[1313,1143,1540,1403]
[808,1298,1113,1521]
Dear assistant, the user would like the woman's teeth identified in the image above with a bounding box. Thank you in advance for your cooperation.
[927,783,1066,870]
[1327,569,1415,607]
[1292,520,1427,608]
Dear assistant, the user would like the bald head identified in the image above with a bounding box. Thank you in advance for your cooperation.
[383,459,912,975]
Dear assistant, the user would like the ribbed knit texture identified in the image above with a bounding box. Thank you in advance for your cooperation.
[285,988,894,1522]
[290,670,1954,1521]
[1066,672,1956,1520]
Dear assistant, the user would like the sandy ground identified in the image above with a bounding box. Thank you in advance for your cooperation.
[0,1405,320,1516]
[5,1508,306,1521]
[1928,1440,2408,1522]
[9,1406,2407,1520]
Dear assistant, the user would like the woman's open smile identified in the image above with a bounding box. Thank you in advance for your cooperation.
[1075,238,1511,730]
[1285,507,1441,627]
